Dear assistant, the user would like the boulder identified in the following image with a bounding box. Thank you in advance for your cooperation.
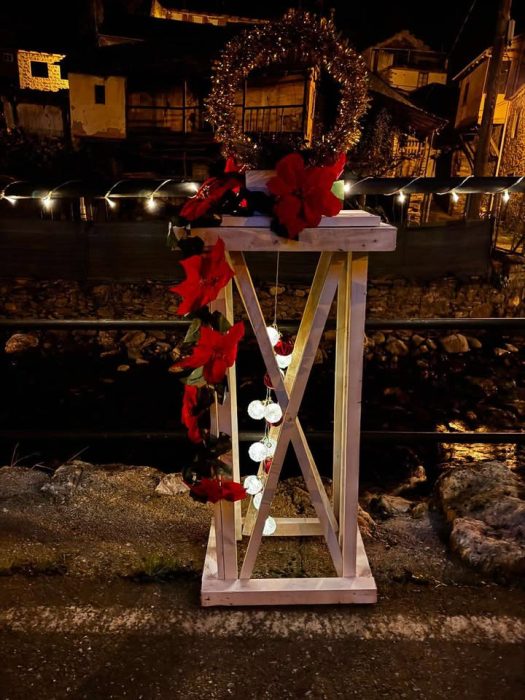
[437,461,525,577]
[385,338,409,356]
[5,333,39,353]
[155,473,189,496]
[440,333,470,354]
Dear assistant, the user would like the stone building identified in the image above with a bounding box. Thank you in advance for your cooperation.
[0,48,68,137]
[450,33,525,238]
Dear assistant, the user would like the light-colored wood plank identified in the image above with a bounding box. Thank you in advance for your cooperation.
[333,254,350,533]
[242,517,323,536]
[192,223,396,252]
[342,253,369,578]
[201,523,376,606]
[221,210,382,228]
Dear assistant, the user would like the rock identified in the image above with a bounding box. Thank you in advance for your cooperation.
[426,338,437,350]
[367,494,413,519]
[411,502,428,519]
[411,334,425,348]
[370,331,385,345]
[0,466,50,499]
[466,376,498,397]
[41,461,87,503]
[269,286,285,296]
[437,461,525,577]
[155,473,189,496]
[494,347,509,357]
[294,289,307,297]
[466,336,482,350]
[117,364,130,372]
[385,338,409,356]
[5,333,39,353]
[440,333,470,354]
[505,343,519,353]
[122,331,146,348]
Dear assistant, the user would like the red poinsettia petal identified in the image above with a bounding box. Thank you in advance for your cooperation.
[223,321,245,365]
[267,175,294,198]
[221,480,248,502]
[302,199,323,228]
[275,153,305,190]
[274,196,304,239]
[190,478,224,503]
[181,385,203,443]
[319,190,343,217]
[326,152,347,180]
[177,343,213,370]
[203,356,228,385]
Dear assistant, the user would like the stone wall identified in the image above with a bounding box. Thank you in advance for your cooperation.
[0,265,523,323]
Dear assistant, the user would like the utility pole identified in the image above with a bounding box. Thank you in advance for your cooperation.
[466,0,512,219]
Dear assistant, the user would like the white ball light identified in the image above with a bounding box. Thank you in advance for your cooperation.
[265,437,277,457]
[247,400,266,420]
[243,475,263,496]
[263,516,277,536]
[276,353,292,369]
[264,402,283,423]
[266,326,280,347]
[253,492,263,510]
[248,441,268,462]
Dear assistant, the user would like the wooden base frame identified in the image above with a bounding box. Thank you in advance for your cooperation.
[202,522,377,606]
[193,214,396,607]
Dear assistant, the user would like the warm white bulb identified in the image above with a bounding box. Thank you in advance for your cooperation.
[263,516,277,536]
[146,197,158,211]
[276,353,292,369]
[248,441,268,462]
[265,437,277,457]
[253,492,263,510]
[503,190,510,203]
[266,326,280,347]
[451,191,459,203]
[264,402,282,423]
[106,197,117,209]
[42,195,52,210]
[247,400,266,420]
[344,182,351,193]
[397,192,406,203]
[243,475,263,496]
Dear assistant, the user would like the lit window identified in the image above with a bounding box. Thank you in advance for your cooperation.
[417,72,429,88]
[94,84,106,104]
[30,61,49,78]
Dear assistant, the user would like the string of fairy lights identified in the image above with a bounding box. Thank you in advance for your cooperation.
[241,252,295,537]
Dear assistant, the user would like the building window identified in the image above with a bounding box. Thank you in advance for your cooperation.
[417,72,429,88]
[30,61,49,78]
[2,52,14,63]
[462,82,470,106]
[94,84,106,104]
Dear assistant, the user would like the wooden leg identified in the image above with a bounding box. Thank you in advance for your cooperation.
[209,283,238,578]
[342,253,368,578]
[333,254,350,534]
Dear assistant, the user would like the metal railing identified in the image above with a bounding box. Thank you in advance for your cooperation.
[0,316,523,446]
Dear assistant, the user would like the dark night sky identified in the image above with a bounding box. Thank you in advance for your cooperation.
[1,1,525,75]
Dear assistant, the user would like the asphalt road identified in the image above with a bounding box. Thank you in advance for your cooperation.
[0,576,523,699]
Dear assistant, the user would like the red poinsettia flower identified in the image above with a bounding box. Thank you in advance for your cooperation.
[274,338,294,356]
[170,238,234,316]
[190,477,247,504]
[181,384,203,444]
[176,322,245,385]
[180,176,241,222]
[268,153,346,239]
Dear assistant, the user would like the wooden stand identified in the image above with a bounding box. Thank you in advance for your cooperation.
[194,211,397,606]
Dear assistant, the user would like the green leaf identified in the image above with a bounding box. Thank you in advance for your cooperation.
[183,318,202,346]
[181,366,206,387]
[211,311,231,333]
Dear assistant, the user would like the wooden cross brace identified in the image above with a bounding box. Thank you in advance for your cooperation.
[228,251,346,580]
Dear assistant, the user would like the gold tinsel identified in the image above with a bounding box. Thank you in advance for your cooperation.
[206,9,370,168]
